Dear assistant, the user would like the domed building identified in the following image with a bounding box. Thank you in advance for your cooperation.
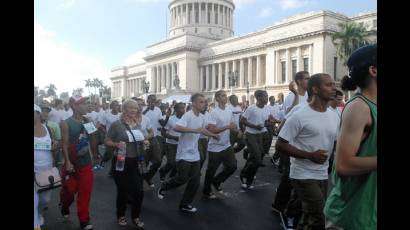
[111,0,376,103]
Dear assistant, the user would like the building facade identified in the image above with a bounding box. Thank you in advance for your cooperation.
[111,0,376,103]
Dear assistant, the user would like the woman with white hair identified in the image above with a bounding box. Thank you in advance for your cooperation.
[105,99,153,229]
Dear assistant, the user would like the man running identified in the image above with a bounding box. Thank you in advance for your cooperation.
[227,95,245,153]
[275,73,338,230]
[239,90,271,189]
[143,94,166,188]
[159,102,186,182]
[203,90,238,199]
[157,93,219,213]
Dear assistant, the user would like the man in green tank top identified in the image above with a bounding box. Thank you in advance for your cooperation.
[324,44,377,230]
[59,96,99,230]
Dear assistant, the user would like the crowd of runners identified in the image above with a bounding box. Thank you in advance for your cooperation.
[34,44,377,230]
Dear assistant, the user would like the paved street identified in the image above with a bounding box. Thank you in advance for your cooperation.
[42,139,285,230]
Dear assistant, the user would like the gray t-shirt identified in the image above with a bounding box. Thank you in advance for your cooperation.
[107,117,151,158]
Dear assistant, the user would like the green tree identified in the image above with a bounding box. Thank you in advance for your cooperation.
[92,78,103,95]
[60,92,70,102]
[45,84,57,98]
[85,79,92,96]
[72,88,84,97]
[332,21,370,65]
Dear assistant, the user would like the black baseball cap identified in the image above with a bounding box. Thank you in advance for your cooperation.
[347,44,377,72]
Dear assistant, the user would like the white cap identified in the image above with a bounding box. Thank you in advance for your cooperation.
[34,104,42,113]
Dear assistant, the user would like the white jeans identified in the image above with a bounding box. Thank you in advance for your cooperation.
[34,182,52,228]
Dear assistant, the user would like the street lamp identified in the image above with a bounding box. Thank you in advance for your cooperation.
[228,70,238,95]
[142,79,150,94]
[246,81,250,102]
[173,74,180,89]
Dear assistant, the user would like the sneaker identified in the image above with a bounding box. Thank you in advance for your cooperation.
[117,216,127,226]
[211,182,223,194]
[157,186,165,199]
[80,221,93,230]
[286,217,295,229]
[203,192,217,199]
[40,215,45,226]
[61,207,70,221]
[240,175,247,188]
[179,204,197,213]
[132,218,144,229]
[145,178,155,188]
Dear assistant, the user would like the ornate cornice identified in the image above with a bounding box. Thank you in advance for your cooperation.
[144,46,201,61]
[168,0,235,10]
[199,30,328,62]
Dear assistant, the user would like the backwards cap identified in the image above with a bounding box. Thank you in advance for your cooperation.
[347,44,377,74]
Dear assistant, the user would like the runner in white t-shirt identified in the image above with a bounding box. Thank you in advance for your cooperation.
[203,90,238,199]
[276,73,338,229]
[158,93,219,214]
[239,90,272,189]
[283,71,310,115]
[142,95,166,188]
[159,102,186,182]
[227,95,246,153]
[198,100,210,169]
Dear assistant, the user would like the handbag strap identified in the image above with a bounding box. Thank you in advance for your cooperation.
[121,121,144,158]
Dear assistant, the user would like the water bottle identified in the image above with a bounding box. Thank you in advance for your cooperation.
[115,145,126,171]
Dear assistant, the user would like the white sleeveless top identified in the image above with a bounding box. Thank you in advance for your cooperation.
[34,124,53,172]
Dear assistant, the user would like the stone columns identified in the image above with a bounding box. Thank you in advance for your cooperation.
[211,63,216,89]
[156,67,160,92]
[248,57,253,86]
[197,3,201,24]
[191,3,195,24]
[232,60,237,87]
[256,55,262,86]
[286,49,291,83]
[274,51,279,84]
[170,63,174,89]
[185,4,189,25]
[210,3,214,24]
[297,46,302,72]
[240,58,245,88]
[205,3,208,24]
[309,44,313,73]
[206,65,210,91]
[199,66,204,91]
[230,9,233,28]
[218,63,223,89]
[167,64,171,89]
[225,62,229,88]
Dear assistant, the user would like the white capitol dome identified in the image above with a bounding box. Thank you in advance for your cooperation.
[168,0,235,39]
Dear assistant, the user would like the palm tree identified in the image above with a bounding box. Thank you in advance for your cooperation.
[85,79,92,96]
[332,21,370,65]
[72,88,84,97]
[45,84,57,99]
[34,86,39,98]
[92,78,103,95]
[59,92,70,102]
[102,86,111,101]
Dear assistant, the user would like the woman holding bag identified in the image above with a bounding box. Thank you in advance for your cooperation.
[105,99,153,229]
[34,104,59,229]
